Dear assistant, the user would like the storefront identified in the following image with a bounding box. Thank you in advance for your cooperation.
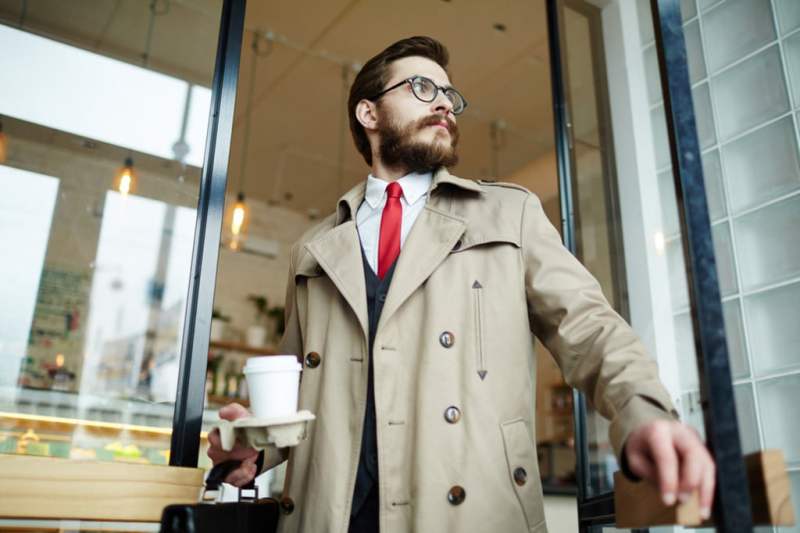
[0,0,797,531]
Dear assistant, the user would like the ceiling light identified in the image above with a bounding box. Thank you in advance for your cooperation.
[113,156,138,196]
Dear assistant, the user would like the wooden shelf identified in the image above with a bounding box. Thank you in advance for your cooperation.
[208,340,277,356]
[207,395,249,408]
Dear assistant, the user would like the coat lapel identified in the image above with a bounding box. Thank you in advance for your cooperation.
[377,204,466,332]
[378,168,478,332]
[304,183,369,341]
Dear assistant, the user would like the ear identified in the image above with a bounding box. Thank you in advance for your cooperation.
[355,99,379,132]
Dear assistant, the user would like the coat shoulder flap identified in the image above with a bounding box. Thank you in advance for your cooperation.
[451,180,530,250]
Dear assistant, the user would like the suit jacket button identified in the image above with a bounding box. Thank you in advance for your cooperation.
[439,331,455,348]
[513,467,528,486]
[280,496,295,514]
[444,406,461,424]
[447,485,466,505]
[305,351,321,368]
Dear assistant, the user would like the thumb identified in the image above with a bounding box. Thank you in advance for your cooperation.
[219,402,251,422]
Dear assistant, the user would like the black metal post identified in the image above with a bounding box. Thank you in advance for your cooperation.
[545,3,598,531]
[170,0,246,467]
[650,0,753,530]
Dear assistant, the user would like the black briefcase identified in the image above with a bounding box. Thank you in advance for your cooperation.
[160,460,280,533]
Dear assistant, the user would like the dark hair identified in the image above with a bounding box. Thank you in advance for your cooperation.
[348,36,450,166]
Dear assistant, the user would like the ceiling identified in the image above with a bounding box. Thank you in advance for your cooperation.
[0,0,599,218]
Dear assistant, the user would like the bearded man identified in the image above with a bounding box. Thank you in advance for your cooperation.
[208,36,715,533]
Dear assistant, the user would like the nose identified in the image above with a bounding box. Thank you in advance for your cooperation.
[432,91,454,116]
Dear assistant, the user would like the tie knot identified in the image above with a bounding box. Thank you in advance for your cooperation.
[386,181,403,200]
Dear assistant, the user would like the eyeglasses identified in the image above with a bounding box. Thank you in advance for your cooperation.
[370,75,468,115]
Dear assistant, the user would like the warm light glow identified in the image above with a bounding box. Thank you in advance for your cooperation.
[0,411,209,439]
[55,353,64,368]
[226,193,250,249]
[0,131,7,164]
[119,171,132,195]
[654,231,666,256]
[113,157,138,196]
[232,204,246,235]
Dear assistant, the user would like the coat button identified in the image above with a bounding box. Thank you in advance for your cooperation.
[444,406,461,424]
[447,485,466,505]
[280,496,295,514]
[439,331,455,348]
[452,239,462,251]
[513,467,528,486]
[305,352,321,368]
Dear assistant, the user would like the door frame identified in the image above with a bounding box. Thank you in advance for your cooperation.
[545,0,754,530]
[169,0,247,468]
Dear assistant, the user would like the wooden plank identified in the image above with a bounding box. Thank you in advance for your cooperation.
[615,449,796,528]
[0,455,203,522]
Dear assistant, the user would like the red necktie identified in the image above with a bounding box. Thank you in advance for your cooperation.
[378,181,403,279]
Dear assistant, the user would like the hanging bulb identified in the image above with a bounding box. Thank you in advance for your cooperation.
[113,157,138,196]
[0,120,7,164]
[228,192,249,250]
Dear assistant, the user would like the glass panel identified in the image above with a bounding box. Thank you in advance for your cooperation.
[744,282,800,376]
[711,45,790,141]
[702,150,727,221]
[723,299,750,379]
[652,104,670,170]
[776,0,800,35]
[681,390,706,439]
[711,221,738,297]
[693,82,717,149]
[658,169,680,237]
[686,20,707,84]
[734,195,800,290]
[682,0,698,21]
[785,31,800,109]
[675,312,699,391]
[638,0,655,46]
[698,0,722,12]
[733,383,760,454]
[758,374,800,467]
[657,151,726,238]
[0,3,222,467]
[667,237,690,310]
[789,471,800,533]
[722,116,800,213]
[701,0,776,74]
[645,44,661,105]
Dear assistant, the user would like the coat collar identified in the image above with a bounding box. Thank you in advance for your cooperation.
[334,166,481,226]
[305,166,481,342]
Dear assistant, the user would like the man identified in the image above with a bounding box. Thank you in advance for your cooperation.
[208,36,715,533]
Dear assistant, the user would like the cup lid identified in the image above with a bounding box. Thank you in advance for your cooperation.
[244,355,301,373]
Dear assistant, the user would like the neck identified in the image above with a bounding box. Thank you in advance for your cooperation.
[370,158,410,182]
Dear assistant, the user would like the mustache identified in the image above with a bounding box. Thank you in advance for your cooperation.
[418,114,457,133]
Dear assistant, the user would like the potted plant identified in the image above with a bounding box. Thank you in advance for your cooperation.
[210,308,230,341]
[266,305,285,344]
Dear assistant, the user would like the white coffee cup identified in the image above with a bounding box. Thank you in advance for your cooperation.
[243,355,302,420]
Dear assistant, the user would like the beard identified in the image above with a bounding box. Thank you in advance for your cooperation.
[377,112,460,173]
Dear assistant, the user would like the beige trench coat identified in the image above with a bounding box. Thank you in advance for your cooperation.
[264,168,677,533]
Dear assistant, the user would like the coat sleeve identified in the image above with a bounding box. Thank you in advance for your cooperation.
[259,243,303,473]
[520,192,679,460]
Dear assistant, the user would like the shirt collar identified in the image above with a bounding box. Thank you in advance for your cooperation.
[364,171,433,209]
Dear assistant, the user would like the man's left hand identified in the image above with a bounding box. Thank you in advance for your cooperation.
[624,419,716,519]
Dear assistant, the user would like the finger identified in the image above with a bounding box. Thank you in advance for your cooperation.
[219,402,251,421]
[626,448,656,480]
[674,427,704,501]
[648,424,679,505]
[225,457,258,487]
[207,428,220,449]
[699,453,716,519]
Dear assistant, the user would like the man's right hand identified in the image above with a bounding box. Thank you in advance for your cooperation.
[207,403,260,487]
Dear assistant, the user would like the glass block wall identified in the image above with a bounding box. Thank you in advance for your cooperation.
[638,0,800,530]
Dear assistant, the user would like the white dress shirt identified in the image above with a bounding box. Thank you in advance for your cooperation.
[356,171,433,275]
